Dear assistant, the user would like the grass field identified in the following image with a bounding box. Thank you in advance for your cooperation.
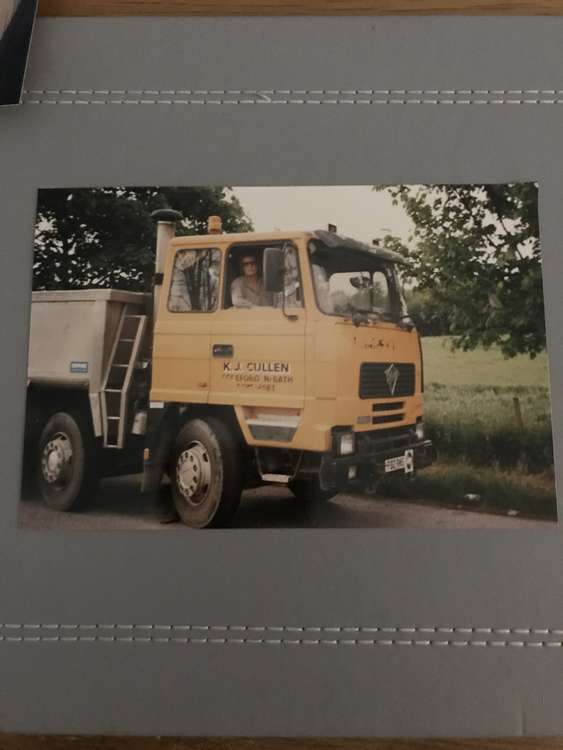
[387,337,557,519]
[421,336,551,388]
[424,382,553,472]
[421,337,554,472]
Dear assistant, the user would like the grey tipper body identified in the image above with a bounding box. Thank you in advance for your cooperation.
[28,289,149,441]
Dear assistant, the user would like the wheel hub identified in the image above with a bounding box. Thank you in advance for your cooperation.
[176,441,211,506]
[41,432,73,485]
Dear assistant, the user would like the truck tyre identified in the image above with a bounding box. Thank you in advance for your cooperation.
[37,411,99,511]
[288,479,337,504]
[171,417,243,528]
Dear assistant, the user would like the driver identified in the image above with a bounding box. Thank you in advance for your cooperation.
[231,253,273,308]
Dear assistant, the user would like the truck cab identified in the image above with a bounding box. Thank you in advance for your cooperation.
[144,216,435,526]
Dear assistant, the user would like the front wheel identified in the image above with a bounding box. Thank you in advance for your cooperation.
[37,411,99,511]
[171,418,243,528]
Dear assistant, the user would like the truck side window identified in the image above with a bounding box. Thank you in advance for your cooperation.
[168,248,221,312]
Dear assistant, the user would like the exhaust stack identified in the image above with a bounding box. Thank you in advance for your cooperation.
[151,209,182,308]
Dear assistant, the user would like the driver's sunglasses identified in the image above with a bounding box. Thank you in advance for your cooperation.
[242,260,256,267]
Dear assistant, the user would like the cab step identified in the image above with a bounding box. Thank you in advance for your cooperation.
[261,473,291,484]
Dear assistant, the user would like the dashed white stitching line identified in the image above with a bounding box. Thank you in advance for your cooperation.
[20,88,563,105]
[2,624,561,635]
[23,88,563,95]
[1,624,560,646]
[0,635,560,646]
[21,99,563,106]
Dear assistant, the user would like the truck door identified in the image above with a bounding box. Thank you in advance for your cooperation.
[210,243,306,410]
[151,246,220,404]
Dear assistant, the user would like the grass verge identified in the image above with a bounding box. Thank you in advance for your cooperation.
[380,460,558,521]
[424,383,554,472]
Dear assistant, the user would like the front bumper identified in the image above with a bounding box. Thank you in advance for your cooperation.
[319,428,436,492]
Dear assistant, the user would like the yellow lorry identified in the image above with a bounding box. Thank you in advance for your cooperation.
[25,210,435,527]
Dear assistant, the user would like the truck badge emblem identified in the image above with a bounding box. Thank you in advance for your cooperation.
[384,363,400,395]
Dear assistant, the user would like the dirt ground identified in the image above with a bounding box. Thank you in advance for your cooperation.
[18,474,555,530]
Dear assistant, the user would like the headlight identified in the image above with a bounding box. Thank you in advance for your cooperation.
[415,420,425,441]
[338,432,356,456]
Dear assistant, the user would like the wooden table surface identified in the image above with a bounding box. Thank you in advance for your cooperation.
[7,2,563,749]
[1,737,563,749]
[37,0,563,15]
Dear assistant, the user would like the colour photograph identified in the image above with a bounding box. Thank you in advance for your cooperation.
[19,183,557,529]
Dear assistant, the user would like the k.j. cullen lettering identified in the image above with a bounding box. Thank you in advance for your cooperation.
[223,361,291,374]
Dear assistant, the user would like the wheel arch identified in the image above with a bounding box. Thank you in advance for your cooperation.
[178,404,244,444]
[25,385,96,448]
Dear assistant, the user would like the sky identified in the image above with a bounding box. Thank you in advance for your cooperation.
[231,186,415,247]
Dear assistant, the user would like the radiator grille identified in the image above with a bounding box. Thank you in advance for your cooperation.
[356,425,414,453]
[373,401,404,412]
[372,413,405,425]
[359,363,416,399]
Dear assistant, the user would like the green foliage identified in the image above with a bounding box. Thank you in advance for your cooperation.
[380,460,556,520]
[378,183,544,358]
[384,335,555,517]
[424,383,553,472]
[420,336,553,472]
[33,187,252,291]
[405,288,450,336]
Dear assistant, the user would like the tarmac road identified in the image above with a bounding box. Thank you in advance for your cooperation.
[18,473,554,530]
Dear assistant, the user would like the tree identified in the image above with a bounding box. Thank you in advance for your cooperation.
[377,183,544,358]
[404,288,451,337]
[33,187,252,291]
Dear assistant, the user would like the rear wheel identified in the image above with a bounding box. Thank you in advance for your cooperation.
[288,479,337,504]
[171,418,243,528]
[37,411,99,511]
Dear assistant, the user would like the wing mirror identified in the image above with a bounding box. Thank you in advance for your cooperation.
[263,247,284,293]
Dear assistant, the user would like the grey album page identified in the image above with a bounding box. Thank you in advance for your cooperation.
[0,17,562,737]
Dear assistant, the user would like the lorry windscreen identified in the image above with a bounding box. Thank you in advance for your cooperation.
[308,243,400,322]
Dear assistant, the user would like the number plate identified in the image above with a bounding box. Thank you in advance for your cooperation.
[384,455,406,473]
[384,449,415,474]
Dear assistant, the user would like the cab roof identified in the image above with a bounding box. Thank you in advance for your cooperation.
[169,229,409,265]
[169,230,310,247]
